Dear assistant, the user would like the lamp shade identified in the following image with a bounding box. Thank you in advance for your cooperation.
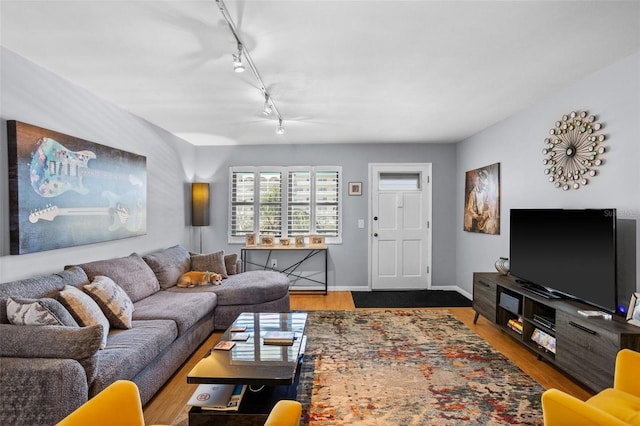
[191,183,210,227]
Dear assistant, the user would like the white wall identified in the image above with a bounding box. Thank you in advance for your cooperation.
[456,52,640,298]
[0,47,197,282]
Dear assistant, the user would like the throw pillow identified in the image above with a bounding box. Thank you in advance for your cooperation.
[84,276,134,329]
[58,285,110,349]
[142,245,191,289]
[6,297,79,327]
[224,253,238,275]
[68,253,160,302]
[191,250,228,278]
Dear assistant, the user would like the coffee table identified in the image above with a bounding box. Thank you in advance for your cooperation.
[187,312,308,425]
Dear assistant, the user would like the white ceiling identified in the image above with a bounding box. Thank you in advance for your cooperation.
[1,1,639,146]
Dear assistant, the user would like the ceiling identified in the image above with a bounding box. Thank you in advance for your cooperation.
[1,1,639,146]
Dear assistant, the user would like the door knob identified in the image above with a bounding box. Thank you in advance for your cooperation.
[373,216,378,221]
[374,233,378,237]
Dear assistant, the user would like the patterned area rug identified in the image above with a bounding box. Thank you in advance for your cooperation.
[296,310,544,425]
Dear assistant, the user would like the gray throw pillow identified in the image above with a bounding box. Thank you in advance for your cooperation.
[69,253,160,302]
[143,245,191,289]
[224,253,238,275]
[6,297,79,327]
[191,250,228,278]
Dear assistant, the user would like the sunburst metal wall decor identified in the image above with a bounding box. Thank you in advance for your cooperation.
[543,110,606,191]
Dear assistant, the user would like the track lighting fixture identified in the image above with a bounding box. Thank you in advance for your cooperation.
[216,0,285,136]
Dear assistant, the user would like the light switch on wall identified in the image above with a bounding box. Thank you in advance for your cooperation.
[358,219,365,228]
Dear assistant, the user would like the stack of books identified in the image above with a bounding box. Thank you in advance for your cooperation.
[507,318,523,335]
[263,331,297,346]
[187,383,247,411]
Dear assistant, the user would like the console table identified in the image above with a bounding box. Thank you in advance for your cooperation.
[473,272,640,393]
[241,246,328,295]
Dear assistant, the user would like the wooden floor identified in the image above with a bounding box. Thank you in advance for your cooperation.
[142,291,593,425]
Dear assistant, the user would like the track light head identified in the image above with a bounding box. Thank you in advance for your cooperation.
[263,95,273,116]
[276,119,285,135]
[232,44,245,73]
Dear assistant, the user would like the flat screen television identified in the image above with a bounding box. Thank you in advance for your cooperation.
[509,208,618,314]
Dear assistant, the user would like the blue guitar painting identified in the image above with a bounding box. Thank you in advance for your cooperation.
[30,137,142,197]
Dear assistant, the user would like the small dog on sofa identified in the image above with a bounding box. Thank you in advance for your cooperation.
[177,271,223,288]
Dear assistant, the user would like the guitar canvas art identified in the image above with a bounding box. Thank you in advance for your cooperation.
[7,121,147,254]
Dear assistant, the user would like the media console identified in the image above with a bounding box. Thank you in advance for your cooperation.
[473,272,640,392]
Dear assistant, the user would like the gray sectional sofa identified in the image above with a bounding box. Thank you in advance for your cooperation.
[0,245,290,426]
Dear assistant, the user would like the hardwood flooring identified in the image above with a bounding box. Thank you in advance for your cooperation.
[142,291,593,425]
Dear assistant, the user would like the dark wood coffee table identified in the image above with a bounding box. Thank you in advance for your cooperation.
[187,312,308,425]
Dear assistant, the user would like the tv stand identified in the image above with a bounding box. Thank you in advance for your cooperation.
[472,272,640,393]
[520,283,561,299]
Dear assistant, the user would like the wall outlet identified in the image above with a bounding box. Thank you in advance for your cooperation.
[270,259,277,268]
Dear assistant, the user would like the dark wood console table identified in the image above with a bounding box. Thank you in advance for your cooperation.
[473,272,640,393]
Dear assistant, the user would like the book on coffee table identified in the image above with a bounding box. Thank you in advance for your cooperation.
[187,383,247,411]
[263,331,296,345]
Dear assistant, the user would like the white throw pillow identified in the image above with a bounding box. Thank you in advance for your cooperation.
[58,285,110,349]
[6,297,76,326]
[84,275,134,329]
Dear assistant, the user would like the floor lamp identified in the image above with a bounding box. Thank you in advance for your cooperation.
[191,182,210,253]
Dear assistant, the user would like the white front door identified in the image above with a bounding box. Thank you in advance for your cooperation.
[369,163,432,290]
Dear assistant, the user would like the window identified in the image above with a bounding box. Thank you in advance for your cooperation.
[229,166,342,244]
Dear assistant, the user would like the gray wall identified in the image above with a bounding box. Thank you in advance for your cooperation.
[456,51,640,299]
[0,47,196,281]
[193,143,457,290]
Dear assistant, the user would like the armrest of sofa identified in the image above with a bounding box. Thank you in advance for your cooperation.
[0,323,102,384]
[541,388,628,426]
[0,357,89,426]
[614,349,640,398]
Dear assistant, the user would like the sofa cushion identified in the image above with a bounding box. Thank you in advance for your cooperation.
[92,319,178,395]
[69,253,160,302]
[58,285,110,349]
[191,251,228,278]
[132,291,216,336]
[166,271,289,306]
[143,245,191,289]
[0,323,103,384]
[6,297,78,327]
[84,276,134,329]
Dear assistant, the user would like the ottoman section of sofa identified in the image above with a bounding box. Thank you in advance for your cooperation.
[166,270,289,306]
[132,291,217,336]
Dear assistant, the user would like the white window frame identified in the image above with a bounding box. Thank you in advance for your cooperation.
[228,166,342,245]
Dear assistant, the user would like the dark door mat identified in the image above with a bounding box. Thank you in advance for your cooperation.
[352,290,472,309]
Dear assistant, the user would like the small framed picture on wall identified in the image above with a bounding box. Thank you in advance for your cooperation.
[348,182,362,196]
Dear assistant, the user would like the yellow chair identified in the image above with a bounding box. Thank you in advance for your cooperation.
[265,399,303,426]
[542,349,640,426]
[56,379,302,426]
[55,380,145,426]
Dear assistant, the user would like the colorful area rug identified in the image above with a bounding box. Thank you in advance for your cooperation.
[296,309,544,425]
